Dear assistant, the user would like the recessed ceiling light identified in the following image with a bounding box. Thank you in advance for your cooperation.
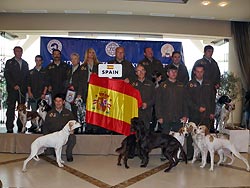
[218,1,228,7]
[201,1,211,6]
[22,9,48,13]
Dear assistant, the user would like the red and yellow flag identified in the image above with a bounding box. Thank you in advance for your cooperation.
[86,74,142,136]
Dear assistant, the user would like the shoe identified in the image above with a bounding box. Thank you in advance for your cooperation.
[67,157,73,162]
[7,130,13,133]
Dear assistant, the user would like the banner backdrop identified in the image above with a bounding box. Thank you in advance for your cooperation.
[40,37,184,67]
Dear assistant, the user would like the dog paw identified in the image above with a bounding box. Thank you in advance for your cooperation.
[125,166,130,169]
[140,164,147,168]
[58,164,64,168]
[200,165,205,168]
[22,168,27,172]
[60,160,65,164]
[209,168,214,171]
[247,167,250,172]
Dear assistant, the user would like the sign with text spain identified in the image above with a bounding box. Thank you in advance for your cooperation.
[98,64,122,77]
[86,74,142,136]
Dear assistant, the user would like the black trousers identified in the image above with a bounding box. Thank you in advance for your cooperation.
[6,90,26,132]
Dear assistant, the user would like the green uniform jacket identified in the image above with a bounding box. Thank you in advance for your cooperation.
[138,57,165,81]
[43,108,76,134]
[191,56,221,87]
[46,61,70,96]
[108,59,136,83]
[155,79,187,122]
[186,79,214,120]
[132,79,155,125]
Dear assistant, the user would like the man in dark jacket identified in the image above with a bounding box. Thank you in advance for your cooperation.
[187,64,215,127]
[155,64,188,133]
[27,55,48,111]
[108,46,136,84]
[42,93,76,162]
[46,49,70,98]
[4,46,29,133]
[167,51,189,85]
[138,47,165,81]
[132,64,155,130]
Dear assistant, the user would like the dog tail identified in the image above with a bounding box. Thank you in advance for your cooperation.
[115,146,123,154]
[178,143,187,164]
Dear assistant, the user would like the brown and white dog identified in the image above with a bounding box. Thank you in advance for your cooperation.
[169,125,189,158]
[188,122,233,167]
[196,125,250,171]
[16,103,42,133]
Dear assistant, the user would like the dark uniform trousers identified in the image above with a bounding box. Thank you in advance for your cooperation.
[4,58,29,132]
[42,108,76,158]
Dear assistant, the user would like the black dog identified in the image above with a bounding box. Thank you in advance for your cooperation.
[131,117,187,172]
[115,134,137,168]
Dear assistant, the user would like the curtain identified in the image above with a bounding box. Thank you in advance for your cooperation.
[231,22,250,91]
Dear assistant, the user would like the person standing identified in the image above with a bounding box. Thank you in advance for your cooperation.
[186,64,214,160]
[167,51,189,85]
[80,48,99,102]
[138,47,165,82]
[65,53,85,119]
[42,93,76,162]
[27,55,48,111]
[187,64,214,127]
[191,45,220,115]
[46,49,70,98]
[108,46,136,84]
[155,64,188,133]
[132,64,155,130]
[4,46,29,133]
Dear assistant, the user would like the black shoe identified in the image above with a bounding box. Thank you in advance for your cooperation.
[7,130,13,133]
[67,157,73,162]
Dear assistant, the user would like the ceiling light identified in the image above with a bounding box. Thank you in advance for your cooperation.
[201,1,211,6]
[218,2,228,7]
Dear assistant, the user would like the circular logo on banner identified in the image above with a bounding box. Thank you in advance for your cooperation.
[105,42,119,57]
[161,43,175,58]
[47,39,63,54]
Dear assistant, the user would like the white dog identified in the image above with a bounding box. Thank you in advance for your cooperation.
[22,120,81,172]
[169,125,189,158]
[196,125,250,171]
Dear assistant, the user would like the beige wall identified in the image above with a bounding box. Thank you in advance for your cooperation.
[0,13,231,38]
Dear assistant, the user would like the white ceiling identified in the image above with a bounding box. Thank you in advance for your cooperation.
[0,0,250,22]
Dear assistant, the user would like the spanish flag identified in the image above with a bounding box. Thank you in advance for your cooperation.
[86,74,142,136]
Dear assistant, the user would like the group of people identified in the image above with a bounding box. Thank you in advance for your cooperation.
[4,44,220,161]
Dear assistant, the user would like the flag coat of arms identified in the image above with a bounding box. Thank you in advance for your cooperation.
[86,74,142,136]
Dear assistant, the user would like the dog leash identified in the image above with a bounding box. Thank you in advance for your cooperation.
[18,88,26,103]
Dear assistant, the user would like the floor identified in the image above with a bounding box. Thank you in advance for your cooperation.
[0,152,250,188]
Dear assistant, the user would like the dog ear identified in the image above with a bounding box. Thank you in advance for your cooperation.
[178,127,183,135]
[204,126,209,136]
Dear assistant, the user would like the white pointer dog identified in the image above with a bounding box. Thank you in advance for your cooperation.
[196,125,250,172]
[22,120,81,172]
